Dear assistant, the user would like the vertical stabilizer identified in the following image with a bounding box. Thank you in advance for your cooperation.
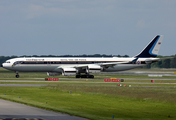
[135,35,163,58]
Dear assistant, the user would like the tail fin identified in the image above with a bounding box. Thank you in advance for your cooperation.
[135,35,163,58]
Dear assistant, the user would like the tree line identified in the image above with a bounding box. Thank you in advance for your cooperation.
[0,54,176,68]
[148,55,176,68]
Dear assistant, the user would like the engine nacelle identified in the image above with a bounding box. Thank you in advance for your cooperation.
[47,72,61,76]
[88,65,102,73]
[62,68,77,76]
[145,59,152,64]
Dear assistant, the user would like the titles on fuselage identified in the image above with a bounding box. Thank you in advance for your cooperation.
[26,59,45,61]
[25,59,87,61]
[60,59,86,61]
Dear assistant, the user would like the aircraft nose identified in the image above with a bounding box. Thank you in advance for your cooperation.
[1,64,3,67]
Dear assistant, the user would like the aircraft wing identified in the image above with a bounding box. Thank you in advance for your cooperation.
[98,61,130,68]
[160,57,173,60]
[58,61,131,70]
[98,58,138,68]
[53,59,134,73]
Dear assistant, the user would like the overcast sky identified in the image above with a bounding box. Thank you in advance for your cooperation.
[0,0,175,57]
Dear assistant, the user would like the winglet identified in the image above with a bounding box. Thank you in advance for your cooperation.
[135,35,163,58]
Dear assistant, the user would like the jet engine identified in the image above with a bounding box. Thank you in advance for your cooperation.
[62,68,77,76]
[145,59,152,64]
[87,65,102,73]
[47,72,61,76]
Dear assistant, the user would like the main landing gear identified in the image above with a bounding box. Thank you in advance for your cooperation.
[15,71,19,78]
[76,74,94,78]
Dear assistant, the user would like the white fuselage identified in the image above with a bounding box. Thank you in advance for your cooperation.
[2,57,159,73]
[1,35,163,78]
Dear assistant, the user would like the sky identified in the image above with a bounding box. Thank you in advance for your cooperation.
[0,0,176,57]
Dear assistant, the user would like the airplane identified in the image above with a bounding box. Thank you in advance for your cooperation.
[1,35,163,78]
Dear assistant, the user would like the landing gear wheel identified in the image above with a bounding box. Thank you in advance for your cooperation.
[80,75,94,79]
[16,74,19,78]
[76,75,80,78]
[89,75,94,78]
[15,71,19,78]
[81,75,86,78]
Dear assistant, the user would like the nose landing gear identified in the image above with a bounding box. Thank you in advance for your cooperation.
[15,71,19,78]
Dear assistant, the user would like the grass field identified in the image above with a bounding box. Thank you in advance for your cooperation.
[0,68,176,120]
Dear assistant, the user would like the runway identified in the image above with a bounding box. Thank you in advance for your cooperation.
[0,99,87,120]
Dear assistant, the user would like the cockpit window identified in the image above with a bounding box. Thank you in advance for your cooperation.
[6,61,10,63]
[13,61,23,65]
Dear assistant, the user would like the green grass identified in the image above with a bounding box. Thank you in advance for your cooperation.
[0,67,176,119]
[0,86,176,120]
